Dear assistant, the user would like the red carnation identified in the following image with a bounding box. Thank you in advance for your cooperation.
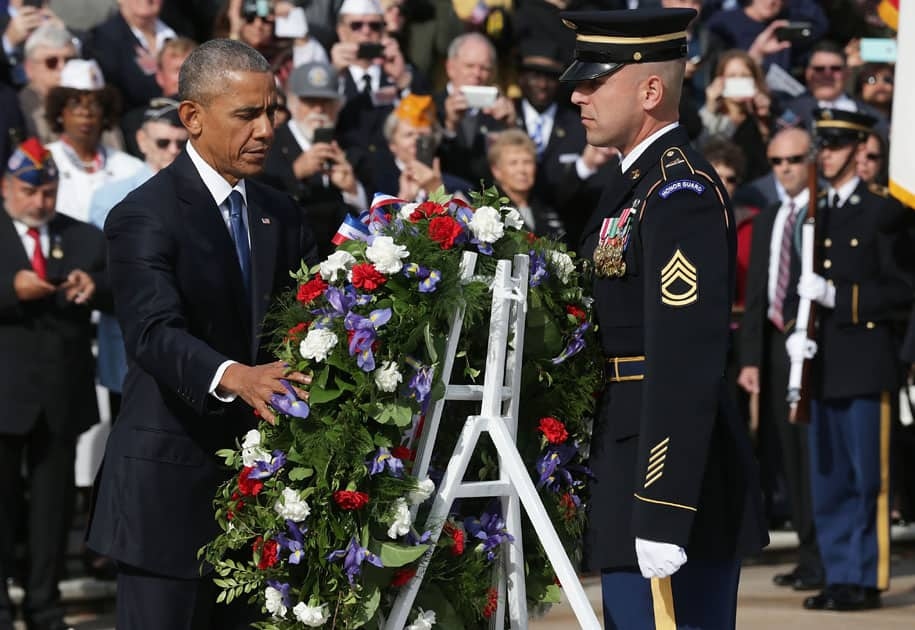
[253,536,279,570]
[559,493,577,521]
[444,522,464,556]
[390,567,417,587]
[538,417,569,444]
[409,201,447,222]
[286,321,311,341]
[391,445,414,461]
[237,467,264,496]
[483,588,499,618]
[428,216,463,250]
[351,263,387,291]
[296,276,328,304]
[333,490,370,510]
[565,305,586,323]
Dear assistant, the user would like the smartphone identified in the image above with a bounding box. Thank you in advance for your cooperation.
[722,76,756,99]
[859,38,897,63]
[357,42,384,60]
[312,127,335,144]
[22,0,44,7]
[242,0,272,18]
[415,135,436,167]
[775,22,813,43]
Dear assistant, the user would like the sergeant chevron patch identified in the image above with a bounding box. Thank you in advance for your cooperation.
[660,249,698,307]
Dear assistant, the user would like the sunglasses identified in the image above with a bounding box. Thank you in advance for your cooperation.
[769,154,806,166]
[864,152,883,161]
[41,55,76,71]
[153,138,187,150]
[722,175,738,184]
[243,13,274,24]
[348,20,384,32]
[865,74,893,86]
[64,96,103,114]
[810,65,844,74]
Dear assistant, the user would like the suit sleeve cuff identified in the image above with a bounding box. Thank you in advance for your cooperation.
[210,360,238,402]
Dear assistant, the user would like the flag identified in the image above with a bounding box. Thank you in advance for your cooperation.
[331,213,370,246]
[889,0,915,207]
[879,0,899,30]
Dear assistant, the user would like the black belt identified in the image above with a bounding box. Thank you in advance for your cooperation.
[606,356,645,382]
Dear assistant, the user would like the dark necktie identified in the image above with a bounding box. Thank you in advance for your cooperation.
[830,191,840,209]
[227,190,252,300]
[769,200,798,330]
[27,227,47,280]
[361,73,372,95]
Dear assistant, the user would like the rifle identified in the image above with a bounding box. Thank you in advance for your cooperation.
[787,159,820,424]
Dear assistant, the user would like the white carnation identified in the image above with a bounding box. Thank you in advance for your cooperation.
[319,251,356,282]
[548,250,574,285]
[292,601,329,627]
[469,206,505,243]
[407,478,435,504]
[387,498,412,539]
[241,430,270,467]
[365,236,409,274]
[274,487,311,522]
[299,328,338,362]
[265,586,288,618]
[406,609,437,630]
[374,361,403,392]
[501,206,524,230]
[399,202,420,221]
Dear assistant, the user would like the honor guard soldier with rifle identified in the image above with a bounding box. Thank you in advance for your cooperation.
[559,8,768,629]
[784,108,914,612]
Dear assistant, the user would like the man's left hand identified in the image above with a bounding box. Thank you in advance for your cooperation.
[797,272,835,308]
[60,269,95,305]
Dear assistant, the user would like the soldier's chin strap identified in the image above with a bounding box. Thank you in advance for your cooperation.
[832,141,862,187]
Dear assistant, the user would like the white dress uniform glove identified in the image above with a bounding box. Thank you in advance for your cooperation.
[786,330,818,362]
[797,272,836,308]
[635,537,688,578]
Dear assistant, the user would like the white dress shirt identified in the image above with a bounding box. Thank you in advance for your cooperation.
[186,141,251,401]
[348,64,382,94]
[287,120,368,209]
[13,219,49,261]
[816,93,857,113]
[128,19,177,53]
[767,188,809,304]
[828,176,861,208]
[620,122,680,173]
[521,100,556,150]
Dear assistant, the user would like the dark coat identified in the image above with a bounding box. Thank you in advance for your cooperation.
[87,150,318,578]
[579,126,768,570]
[434,89,508,187]
[366,145,473,200]
[0,212,109,438]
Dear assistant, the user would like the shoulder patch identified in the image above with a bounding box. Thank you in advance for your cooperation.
[658,179,706,199]
[660,248,698,307]
[660,147,695,181]
[869,183,889,198]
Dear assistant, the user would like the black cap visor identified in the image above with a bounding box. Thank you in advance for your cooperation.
[560,59,624,82]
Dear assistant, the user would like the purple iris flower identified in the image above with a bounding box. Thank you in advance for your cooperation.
[248,450,287,480]
[402,263,441,293]
[404,530,433,546]
[276,519,307,565]
[551,322,590,365]
[529,250,549,287]
[407,364,435,405]
[536,442,592,493]
[344,308,392,372]
[326,537,384,585]
[269,379,310,419]
[368,446,405,477]
[464,510,515,561]
[266,579,291,609]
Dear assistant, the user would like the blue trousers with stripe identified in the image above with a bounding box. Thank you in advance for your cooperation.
[601,560,740,630]
[809,395,892,589]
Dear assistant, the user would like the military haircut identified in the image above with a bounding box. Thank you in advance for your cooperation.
[178,39,271,105]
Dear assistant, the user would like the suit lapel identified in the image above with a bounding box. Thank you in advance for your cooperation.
[247,183,278,359]
[45,219,67,283]
[0,213,30,271]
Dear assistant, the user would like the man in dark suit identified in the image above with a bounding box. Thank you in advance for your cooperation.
[0,138,108,630]
[560,8,768,628]
[738,127,825,592]
[86,40,318,629]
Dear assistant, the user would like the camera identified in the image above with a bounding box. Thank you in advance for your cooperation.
[415,135,436,167]
[357,42,385,60]
[775,22,813,43]
[242,0,272,19]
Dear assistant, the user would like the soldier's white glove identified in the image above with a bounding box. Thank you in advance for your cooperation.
[786,331,817,362]
[797,272,836,308]
[635,538,687,578]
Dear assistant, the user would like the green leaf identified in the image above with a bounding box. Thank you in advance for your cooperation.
[423,322,438,364]
[288,467,313,481]
[541,584,562,604]
[308,386,342,405]
[314,365,330,389]
[376,542,428,567]
[371,403,414,427]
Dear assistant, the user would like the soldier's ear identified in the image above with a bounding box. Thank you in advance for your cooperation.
[641,74,664,112]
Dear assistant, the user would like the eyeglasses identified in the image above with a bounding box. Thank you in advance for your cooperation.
[153,138,187,150]
[769,154,806,166]
[243,13,274,24]
[864,152,883,161]
[864,74,893,86]
[348,20,384,32]
[810,65,844,74]
[64,96,103,114]
[40,55,76,71]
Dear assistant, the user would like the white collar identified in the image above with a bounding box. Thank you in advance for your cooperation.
[287,120,312,153]
[620,122,679,173]
[128,18,176,52]
[12,217,49,238]
[186,141,247,208]
[786,187,810,210]
[817,93,856,111]
[349,64,381,87]
[521,100,556,125]
[829,176,860,207]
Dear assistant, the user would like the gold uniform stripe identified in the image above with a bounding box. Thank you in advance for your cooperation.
[852,284,859,325]
[576,30,688,45]
[814,120,871,133]
[649,447,668,465]
[647,457,666,475]
[650,576,677,630]
[644,471,664,488]
[651,437,670,454]
[877,391,891,590]
[634,493,697,512]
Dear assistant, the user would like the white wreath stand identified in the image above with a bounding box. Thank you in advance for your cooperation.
[385,253,601,630]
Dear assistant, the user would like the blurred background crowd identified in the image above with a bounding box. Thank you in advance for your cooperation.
[0,0,911,627]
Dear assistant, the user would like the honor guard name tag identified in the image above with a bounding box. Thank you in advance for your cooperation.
[594,204,636,278]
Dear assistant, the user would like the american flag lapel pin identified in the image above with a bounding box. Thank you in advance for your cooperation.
[261,217,271,225]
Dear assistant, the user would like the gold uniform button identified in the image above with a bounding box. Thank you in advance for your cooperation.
[823,259,832,269]
[866,322,876,329]
[633,51,642,61]
[824,238,832,247]
[850,238,859,247]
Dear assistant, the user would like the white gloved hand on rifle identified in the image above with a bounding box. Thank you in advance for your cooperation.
[635,537,688,578]
[797,272,836,308]
[786,330,818,362]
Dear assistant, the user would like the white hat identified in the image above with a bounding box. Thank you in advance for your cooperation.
[339,0,383,16]
[59,59,105,91]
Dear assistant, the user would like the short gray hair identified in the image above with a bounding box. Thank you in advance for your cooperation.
[24,24,76,60]
[178,39,271,104]
[446,32,496,64]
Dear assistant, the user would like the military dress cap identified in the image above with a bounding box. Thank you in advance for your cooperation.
[812,107,876,145]
[519,40,565,76]
[6,137,58,185]
[559,8,696,82]
[143,97,182,127]
[288,62,341,100]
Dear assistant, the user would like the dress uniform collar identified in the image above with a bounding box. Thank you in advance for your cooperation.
[827,176,861,208]
[620,122,679,173]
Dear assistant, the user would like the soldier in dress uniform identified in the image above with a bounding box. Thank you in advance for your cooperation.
[785,108,914,611]
[559,8,769,629]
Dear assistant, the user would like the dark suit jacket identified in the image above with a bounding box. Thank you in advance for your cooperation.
[367,144,472,200]
[87,150,318,578]
[434,89,507,187]
[0,212,109,438]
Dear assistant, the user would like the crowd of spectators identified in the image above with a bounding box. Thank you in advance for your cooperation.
[0,0,911,626]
